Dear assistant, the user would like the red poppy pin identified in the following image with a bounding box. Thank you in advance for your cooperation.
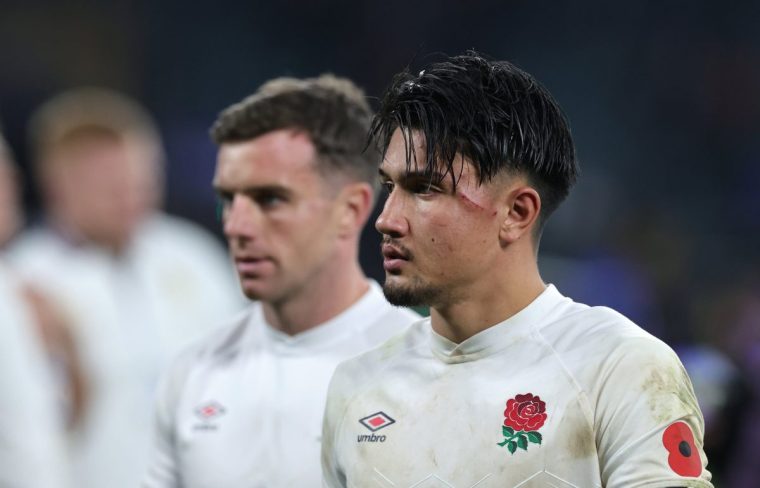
[662,421,701,477]
[498,393,546,454]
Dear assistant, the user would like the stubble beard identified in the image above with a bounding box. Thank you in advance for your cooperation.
[382,274,442,307]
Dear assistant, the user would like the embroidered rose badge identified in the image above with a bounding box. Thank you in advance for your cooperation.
[498,393,546,454]
[662,421,701,477]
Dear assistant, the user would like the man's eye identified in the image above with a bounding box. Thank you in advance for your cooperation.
[257,193,285,208]
[215,195,231,221]
[381,181,394,194]
[409,181,437,195]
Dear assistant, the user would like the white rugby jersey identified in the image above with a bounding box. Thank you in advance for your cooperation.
[0,265,69,488]
[8,214,242,488]
[143,281,419,488]
[322,285,713,488]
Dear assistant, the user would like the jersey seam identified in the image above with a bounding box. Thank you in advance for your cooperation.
[533,327,596,431]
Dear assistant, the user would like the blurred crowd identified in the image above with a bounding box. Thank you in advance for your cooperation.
[0,90,245,488]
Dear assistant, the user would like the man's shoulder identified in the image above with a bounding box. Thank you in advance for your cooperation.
[374,302,421,324]
[540,300,666,353]
[7,227,65,267]
[330,318,428,395]
[538,301,686,399]
[167,305,258,373]
[355,297,421,343]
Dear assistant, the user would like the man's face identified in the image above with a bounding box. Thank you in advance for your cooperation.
[45,135,159,249]
[214,129,344,302]
[376,129,505,308]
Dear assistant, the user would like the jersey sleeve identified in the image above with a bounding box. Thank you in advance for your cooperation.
[321,363,353,488]
[141,351,193,488]
[593,336,713,487]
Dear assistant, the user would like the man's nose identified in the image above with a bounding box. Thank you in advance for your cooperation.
[375,190,409,238]
[223,194,260,240]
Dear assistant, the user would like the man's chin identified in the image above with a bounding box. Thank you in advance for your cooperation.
[239,279,276,302]
[382,277,437,307]
[241,287,265,301]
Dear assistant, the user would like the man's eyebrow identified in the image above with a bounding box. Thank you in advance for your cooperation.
[213,184,292,196]
[403,170,447,183]
[378,167,448,184]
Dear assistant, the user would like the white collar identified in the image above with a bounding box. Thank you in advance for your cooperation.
[429,285,566,363]
[253,280,389,354]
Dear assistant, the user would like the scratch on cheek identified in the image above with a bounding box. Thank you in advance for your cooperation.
[458,192,492,214]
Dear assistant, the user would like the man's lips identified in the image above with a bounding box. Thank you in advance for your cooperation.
[233,256,274,275]
[381,243,411,272]
[381,243,410,260]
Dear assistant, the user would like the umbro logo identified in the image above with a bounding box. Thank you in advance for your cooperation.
[195,401,226,420]
[358,412,395,443]
[193,401,226,431]
[360,411,395,432]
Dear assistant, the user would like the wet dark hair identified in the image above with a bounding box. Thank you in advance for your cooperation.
[370,51,579,231]
[211,74,377,186]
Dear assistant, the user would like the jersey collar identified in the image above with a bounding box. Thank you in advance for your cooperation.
[429,284,566,363]
[254,280,389,354]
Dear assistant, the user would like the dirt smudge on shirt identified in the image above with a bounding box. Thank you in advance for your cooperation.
[560,402,596,459]
[640,364,692,424]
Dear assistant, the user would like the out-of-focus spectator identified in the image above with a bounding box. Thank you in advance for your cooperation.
[2,129,88,429]
[0,131,69,488]
[7,89,244,488]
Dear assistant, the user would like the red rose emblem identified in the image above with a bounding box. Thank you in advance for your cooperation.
[503,393,547,432]
[662,421,701,477]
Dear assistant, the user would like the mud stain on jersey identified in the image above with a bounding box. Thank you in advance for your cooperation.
[377,330,409,360]
[428,448,438,468]
[640,364,692,423]
[560,402,596,459]
[566,426,595,460]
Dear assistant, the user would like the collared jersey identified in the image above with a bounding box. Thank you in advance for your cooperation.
[143,281,419,488]
[322,285,713,488]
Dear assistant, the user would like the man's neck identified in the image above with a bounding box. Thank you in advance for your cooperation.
[430,260,546,344]
[262,261,370,336]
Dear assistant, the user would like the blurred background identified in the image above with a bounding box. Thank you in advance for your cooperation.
[1,0,758,486]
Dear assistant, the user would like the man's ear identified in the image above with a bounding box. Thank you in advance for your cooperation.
[336,182,374,238]
[498,186,541,246]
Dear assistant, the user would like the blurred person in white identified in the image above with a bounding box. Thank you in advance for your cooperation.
[7,89,243,488]
[141,75,419,488]
[0,132,69,488]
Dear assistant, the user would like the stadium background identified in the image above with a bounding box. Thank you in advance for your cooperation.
[1,1,758,484]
